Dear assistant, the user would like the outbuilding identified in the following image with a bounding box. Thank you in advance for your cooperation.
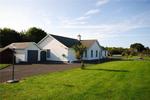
[0,48,13,63]
[0,42,41,63]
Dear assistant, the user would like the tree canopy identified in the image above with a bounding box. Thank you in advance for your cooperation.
[106,43,150,57]
[130,43,145,52]
[72,42,86,68]
[25,27,47,43]
[0,28,21,47]
[0,27,47,47]
[72,42,86,60]
[105,47,126,56]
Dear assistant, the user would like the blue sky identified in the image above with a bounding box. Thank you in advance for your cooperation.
[0,0,150,47]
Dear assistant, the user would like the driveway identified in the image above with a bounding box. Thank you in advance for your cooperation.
[0,63,80,83]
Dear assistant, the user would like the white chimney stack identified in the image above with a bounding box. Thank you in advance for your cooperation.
[77,34,81,41]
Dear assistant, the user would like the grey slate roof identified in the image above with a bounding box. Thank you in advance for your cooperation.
[50,34,79,47]
[50,34,98,48]
[0,42,40,52]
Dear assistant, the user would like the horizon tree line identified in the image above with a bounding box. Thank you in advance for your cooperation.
[0,27,149,57]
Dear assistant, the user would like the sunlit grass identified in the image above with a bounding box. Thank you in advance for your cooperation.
[1,60,150,100]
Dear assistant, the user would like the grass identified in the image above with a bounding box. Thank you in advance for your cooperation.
[123,56,150,61]
[0,64,10,69]
[0,60,150,100]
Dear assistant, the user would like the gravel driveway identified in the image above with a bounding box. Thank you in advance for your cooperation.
[0,63,80,83]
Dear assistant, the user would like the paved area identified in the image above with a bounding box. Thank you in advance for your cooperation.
[0,63,80,83]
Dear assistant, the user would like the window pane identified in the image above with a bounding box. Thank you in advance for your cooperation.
[47,50,50,58]
[85,50,87,58]
[96,50,98,57]
[91,50,93,58]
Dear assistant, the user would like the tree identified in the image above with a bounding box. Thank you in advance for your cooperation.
[142,47,150,56]
[106,47,125,56]
[121,49,130,58]
[25,27,47,43]
[19,31,30,42]
[130,43,145,52]
[72,42,86,69]
[0,28,21,47]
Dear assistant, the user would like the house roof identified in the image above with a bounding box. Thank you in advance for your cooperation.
[0,46,11,52]
[0,48,3,51]
[8,42,31,49]
[38,34,100,48]
[50,34,100,48]
[0,42,40,52]
[50,34,79,47]
[81,40,97,48]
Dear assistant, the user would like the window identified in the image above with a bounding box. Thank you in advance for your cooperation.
[91,50,93,58]
[46,49,51,58]
[99,51,101,58]
[85,50,87,58]
[105,51,107,56]
[99,50,102,58]
[96,50,98,57]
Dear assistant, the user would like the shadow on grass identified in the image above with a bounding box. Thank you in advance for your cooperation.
[63,84,74,87]
[83,58,134,65]
[84,68,129,72]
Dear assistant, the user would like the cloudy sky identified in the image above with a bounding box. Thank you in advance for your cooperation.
[0,0,150,47]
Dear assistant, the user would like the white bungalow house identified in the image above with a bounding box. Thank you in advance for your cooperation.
[38,34,107,63]
[0,34,107,63]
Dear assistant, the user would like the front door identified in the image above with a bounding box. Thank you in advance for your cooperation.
[27,50,38,63]
[40,51,46,62]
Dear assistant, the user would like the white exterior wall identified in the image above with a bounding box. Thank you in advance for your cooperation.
[39,36,68,62]
[99,47,103,59]
[83,41,102,60]
[15,49,26,63]
[106,51,108,57]
[68,48,77,62]
[102,50,105,58]
[15,43,41,63]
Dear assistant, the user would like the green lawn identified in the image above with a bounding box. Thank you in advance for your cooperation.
[0,64,10,69]
[1,61,150,100]
[123,56,150,61]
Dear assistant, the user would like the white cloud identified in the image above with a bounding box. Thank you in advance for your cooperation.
[96,0,109,6]
[58,17,88,26]
[85,9,100,16]
[60,12,150,35]
[76,16,89,21]
[57,1,103,28]
[59,8,100,26]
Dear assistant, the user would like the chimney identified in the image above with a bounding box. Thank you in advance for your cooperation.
[77,34,81,41]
